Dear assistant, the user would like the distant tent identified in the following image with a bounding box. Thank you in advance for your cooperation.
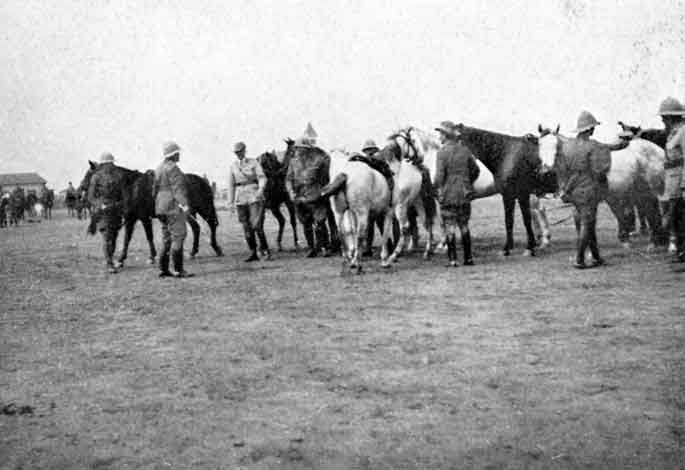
[303,122,318,144]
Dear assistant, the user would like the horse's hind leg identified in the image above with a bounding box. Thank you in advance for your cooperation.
[142,217,157,263]
[284,199,299,250]
[271,205,286,251]
[187,212,200,257]
[501,194,516,256]
[117,219,136,268]
[518,193,536,256]
[197,209,223,256]
[388,204,410,263]
[605,195,631,248]
[326,204,341,253]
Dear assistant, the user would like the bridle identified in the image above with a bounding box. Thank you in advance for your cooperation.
[391,128,422,164]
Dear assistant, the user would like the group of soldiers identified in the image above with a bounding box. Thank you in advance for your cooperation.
[84,94,685,275]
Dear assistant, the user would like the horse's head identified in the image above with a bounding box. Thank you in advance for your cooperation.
[387,127,424,166]
[618,121,641,137]
[257,151,281,178]
[78,160,98,196]
[537,124,567,175]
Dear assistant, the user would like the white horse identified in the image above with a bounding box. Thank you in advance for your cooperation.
[538,128,666,250]
[322,149,395,272]
[381,127,448,264]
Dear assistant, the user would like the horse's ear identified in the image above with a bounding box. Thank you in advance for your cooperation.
[538,124,543,134]
[88,160,97,169]
[555,124,560,135]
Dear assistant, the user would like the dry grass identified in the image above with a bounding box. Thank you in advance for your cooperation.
[1,199,683,470]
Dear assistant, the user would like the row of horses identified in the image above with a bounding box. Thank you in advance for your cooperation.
[76,120,669,273]
[0,189,55,227]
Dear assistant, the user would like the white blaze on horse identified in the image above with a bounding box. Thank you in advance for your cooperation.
[537,126,666,251]
[322,149,395,272]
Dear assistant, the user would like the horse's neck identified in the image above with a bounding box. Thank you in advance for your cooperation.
[460,131,505,171]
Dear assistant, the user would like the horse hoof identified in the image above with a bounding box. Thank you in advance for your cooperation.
[500,250,510,257]
[621,242,631,250]
[114,261,123,269]
[147,258,155,265]
[668,242,677,254]
[522,249,535,257]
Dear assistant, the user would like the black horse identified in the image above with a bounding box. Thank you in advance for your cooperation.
[257,147,299,251]
[453,123,549,256]
[80,161,222,268]
[618,121,667,148]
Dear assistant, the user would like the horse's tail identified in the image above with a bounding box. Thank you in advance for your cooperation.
[321,173,347,198]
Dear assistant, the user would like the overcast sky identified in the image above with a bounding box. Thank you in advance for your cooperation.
[1,0,684,188]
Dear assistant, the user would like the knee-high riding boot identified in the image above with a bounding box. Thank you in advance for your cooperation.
[462,231,473,266]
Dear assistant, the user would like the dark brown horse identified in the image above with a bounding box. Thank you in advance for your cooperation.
[257,146,299,251]
[80,161,222,268]
[453,123,548,255]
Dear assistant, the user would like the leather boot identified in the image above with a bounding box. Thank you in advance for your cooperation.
[256,229,271,260]
[446,237,458,267]
[244,228,259,262]
[304,224,317,257]
[172,249,194,277]
[158,251,172,277]
[462,231,474,266]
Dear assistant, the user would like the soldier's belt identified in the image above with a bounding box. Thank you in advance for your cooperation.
[235,181,258,186]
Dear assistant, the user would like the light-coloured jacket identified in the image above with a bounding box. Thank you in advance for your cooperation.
[228,158,266,205]
[154,160,188,215]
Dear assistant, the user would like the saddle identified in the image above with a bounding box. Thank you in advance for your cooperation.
[348,154,395,193]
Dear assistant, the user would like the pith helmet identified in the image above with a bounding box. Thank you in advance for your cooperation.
[362,139,379,152]
[233,141,246,153]
[163,141,181,159]
[99,152,115,163]
[435,120,460,136]
[657,97,685,116]
[573,111,600,133]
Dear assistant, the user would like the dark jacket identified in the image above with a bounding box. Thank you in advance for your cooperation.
[286,148,331,202]
[154,160,189,215]
[433,141,480,206]
[558,138,611,205]
[87,162,126,210]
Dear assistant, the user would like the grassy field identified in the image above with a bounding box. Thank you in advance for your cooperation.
[1,198,683,470]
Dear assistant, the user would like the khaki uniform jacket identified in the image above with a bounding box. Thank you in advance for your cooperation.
[433,141,479,206]
[87,162,126,210]
[286,148,331,202]
[559,138,611,206]
[154,160,189,216]
[228,158,266,205]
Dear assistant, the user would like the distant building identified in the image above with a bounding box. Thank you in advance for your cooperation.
[0,173,47,196]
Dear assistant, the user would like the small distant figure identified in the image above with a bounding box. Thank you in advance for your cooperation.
[41,188,54,220]
[228,141,271,262]
[433,121,479,267]
[65,182,77,217]
[87,152,126,274]
[8,187,25,226]
[155,141,194,278]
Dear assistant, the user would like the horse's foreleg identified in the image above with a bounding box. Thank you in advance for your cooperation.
[518,194,536,256]
[141,217,157,263]
[270,205,286,251]
[413,202,433,260]
[388,204,410,263]
[380,210,396,267]
[605,195,631,248]
[326,204,340,253]
[117,219,136,268]
[501,195,516,256]
[187,212,200,257]
[285,199,299,249]
[635,193,662,250]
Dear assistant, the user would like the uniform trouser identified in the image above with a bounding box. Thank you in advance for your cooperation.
[158,212,187,272]
[442,203,472,262]
[671,196,685,254]
[574,202,601,264]
[97,209,122,266]
[237,202,268,253]
[295,201,329,251]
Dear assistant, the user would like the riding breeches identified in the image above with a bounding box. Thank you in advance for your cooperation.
[237,202,268,252]
[295,201,329,250]
[98,209,122,265]
[159,213,187,252]
[574,202,600,263]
